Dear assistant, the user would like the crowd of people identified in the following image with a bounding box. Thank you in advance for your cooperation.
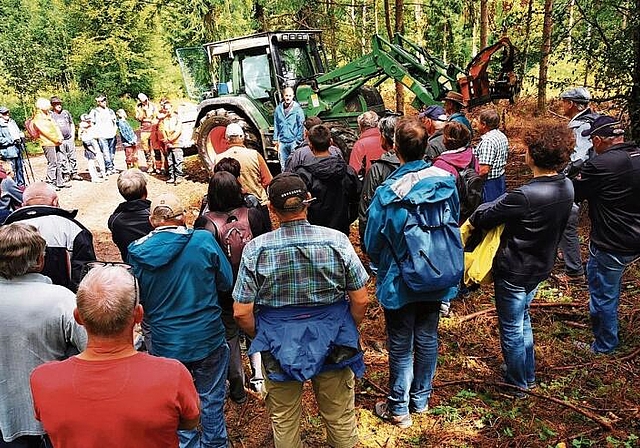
[1,85,639,448]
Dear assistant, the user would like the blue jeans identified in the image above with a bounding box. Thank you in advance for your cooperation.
[97,138,113,171]
[278,141,296,171]
[558,203,584,276]
[178,343,230,448]
[494,278,537,389]
[482,174,506,203]
[384,301,440,415]
[587,243,639,353]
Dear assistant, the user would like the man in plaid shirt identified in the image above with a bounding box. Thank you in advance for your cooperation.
[473,109,509,202]
[233,172,369,448]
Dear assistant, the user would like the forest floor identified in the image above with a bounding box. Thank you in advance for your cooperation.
[28,98,640,448]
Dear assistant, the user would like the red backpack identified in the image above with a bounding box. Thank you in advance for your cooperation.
[203,207,253,277]
[24,116,40,140]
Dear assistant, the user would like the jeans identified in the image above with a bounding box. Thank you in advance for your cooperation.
[482,174,506,203]
[8,156,25,187]
[97,138,113,171]
[107,137,117,164]
[0,431,51,448]
[278,141,296,171]
[494,278,537,389]
[384,301,440,415]
[558,203,584,276]
[586,243,639,353]
[178,343,230,448]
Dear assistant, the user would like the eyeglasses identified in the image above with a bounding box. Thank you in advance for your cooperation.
[82,261,139,307]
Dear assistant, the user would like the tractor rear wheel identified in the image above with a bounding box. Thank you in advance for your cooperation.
[194,108,260,173]
[326,122,358,162]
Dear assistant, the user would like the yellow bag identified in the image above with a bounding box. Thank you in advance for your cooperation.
[459,220,505,286]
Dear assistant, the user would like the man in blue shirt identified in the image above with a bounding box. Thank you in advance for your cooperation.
[234,173,369,448]
[273,87,305,171]
[128,193,233,448]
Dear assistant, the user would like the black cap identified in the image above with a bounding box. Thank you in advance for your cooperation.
[50,96,62,104]
[581,116,625,138]
[268,173,308,211]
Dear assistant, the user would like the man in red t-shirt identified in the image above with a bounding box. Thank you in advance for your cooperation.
[349,111,384,176]
[30,264,200,448]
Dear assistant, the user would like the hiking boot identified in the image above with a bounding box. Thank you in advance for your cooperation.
[374,401,412,428]
[440,302,451,318]
[409,404,429,414]
[71,174,84,181]
[175,176,184,185]
[166,178,176,184]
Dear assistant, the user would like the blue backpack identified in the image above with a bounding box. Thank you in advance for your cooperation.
[385,179,464,293]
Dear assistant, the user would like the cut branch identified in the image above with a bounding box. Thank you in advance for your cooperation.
[458,302,585,323]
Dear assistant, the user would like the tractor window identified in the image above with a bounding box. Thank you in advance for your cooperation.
[241,54,273,100]
[278,47,314,87]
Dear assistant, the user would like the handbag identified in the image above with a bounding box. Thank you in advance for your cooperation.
[460,219,504,286]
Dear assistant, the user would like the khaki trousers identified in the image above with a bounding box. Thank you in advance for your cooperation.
[265,367,358,448]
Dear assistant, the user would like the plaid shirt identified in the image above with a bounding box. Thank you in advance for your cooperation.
[233,219,369,307]
[473,128,509,180]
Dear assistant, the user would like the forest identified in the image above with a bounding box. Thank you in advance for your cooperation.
[0,0,638,137]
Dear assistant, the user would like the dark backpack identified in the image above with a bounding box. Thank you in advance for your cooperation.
[439,157,484,223]
[24,117,40,140]
[385,172,464,294]
[203,207,253,276]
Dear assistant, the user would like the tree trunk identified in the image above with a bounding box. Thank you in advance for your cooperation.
[630,0,640,141]
[384,0,393,39]
[537,0,553,115]
[519,0,534,80]
[480,0,488,48]
[567,0,575,56]
[395,0,405,113]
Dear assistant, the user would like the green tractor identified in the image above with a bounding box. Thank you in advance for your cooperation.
[176,30,518,174]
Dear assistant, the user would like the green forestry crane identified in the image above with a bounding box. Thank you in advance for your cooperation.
[176,30,518,173]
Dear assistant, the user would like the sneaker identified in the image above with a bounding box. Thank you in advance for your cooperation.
[440,302,451,318]
[56,182,72,189]
[91,178,105,183]
[374,401,412,428]
[71,174,84,181]
[166,178,176,184]
[249,377,265,394]
[175,176,184,184]
[409,404,429,414]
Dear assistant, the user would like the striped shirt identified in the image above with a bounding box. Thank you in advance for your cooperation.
[473,128,509,180]
[233,219,369,307]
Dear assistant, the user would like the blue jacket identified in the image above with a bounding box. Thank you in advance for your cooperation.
[0,119,21,159]
[117,118,137,147]
[364,160,459,309]
[128,227,233,362]
[273,101,305,144]
[250,300,365,382]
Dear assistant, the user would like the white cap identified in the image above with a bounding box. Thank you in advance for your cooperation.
[225,123,245,139]
[138,93,148,102]
[36,98,51,111]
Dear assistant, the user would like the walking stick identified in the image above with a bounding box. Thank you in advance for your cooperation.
[19,138,36,184]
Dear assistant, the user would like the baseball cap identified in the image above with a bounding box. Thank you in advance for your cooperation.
[444,91,466,107]
[581,115,625,138]
[0,106,9,114]
[151,193,185,219]
[137,93,148,102]
[50,96,62,104]
[268,173,309,211]
[560,87,591,104]
[418,105,447,121]
[225,123,245,139]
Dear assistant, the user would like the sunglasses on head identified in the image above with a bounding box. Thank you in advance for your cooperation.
[81,261,139,307]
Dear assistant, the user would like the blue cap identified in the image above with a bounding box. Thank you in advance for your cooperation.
[418,105,447,121]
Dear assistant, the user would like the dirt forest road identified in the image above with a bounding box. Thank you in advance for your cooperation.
[25,146,208,261]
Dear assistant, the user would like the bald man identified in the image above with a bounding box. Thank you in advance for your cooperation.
[4,182,96,291]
